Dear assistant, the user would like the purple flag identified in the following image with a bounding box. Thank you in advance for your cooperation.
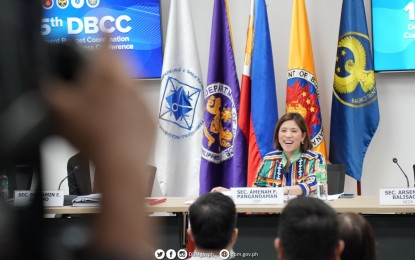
[200,0,246,194]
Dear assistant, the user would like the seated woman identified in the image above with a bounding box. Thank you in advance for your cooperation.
[212,112,325,196]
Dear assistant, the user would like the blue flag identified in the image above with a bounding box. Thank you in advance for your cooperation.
[329,0,380,181]
[239,0,278,187]
[199,0,246,194]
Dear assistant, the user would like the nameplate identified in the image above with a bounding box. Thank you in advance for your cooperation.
[14,190,36,206]
[230,187,284,205]
[42,190,64,207]
[379,188,415,205]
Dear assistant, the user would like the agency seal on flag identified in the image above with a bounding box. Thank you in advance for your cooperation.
[287,69,324,148]
[333,32,378,108]
[201,83,237,164]
[158,68,203,140]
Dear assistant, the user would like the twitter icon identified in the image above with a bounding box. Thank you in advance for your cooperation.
[155,249,165,259]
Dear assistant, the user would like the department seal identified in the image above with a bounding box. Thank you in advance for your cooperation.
[334,32,378,108]
[57,0,69,9]
[287,69,324,148]
[158,67,203,140]
[201,83,237,164]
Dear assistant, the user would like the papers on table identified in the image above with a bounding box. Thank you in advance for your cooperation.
[71,194,167,207]
[72,193,101,207]
[328,193,343,201]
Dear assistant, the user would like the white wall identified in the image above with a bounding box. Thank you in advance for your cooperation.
[43,0,415,196]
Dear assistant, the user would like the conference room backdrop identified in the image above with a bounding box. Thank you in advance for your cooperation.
[42,0,415,196]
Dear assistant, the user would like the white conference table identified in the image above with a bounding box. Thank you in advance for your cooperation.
[44,195,415,215]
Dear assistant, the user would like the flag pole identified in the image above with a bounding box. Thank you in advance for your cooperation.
[357,181,361,195]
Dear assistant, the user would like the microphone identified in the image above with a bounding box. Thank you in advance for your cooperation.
[413,164,415,187]
[392,158,409,188]
[58,165,79,190]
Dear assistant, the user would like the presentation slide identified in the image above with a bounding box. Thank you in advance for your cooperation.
[372,0,415,72]
[42,0,163,79]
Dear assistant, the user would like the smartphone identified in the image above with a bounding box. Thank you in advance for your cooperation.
[340,193,355,198]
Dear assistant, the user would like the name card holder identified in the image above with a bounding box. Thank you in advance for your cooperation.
[230,187,284,205]
[379,188,415,206]
[14,190,36,206]
[14,190,65,207]
[42,190,64,207]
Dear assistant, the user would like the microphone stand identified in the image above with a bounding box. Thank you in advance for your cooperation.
[58,165,79,190]
[393,158,409,188]
[413,164,415,187]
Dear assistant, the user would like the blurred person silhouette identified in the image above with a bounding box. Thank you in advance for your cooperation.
[0,0,54,258]
[188,192,238,259]
[0,0,156,255]
[44,38,156,259]
[66,152,95,196]
[275,197,344,260]
[338,212,377,260]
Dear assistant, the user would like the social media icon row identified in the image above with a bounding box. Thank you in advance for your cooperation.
[155,249,231,259]
[155,249,187,259]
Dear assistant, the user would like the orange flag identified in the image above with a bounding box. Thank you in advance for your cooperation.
[286,0,327,158]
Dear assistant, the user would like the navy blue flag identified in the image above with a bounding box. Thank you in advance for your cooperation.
[329,0,380,181]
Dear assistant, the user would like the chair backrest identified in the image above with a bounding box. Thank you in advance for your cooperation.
[14,165,33,190]
[0,164,33,198]
[145,165,157,197]
[327,164,345,195]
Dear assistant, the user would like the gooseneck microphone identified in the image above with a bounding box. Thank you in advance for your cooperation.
[392,158,409,188]
[58,165,79,190]
[413,164,415,187]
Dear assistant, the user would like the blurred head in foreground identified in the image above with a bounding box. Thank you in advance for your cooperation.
[188,192,238,254]
[275,197,344,260]
[338,212,377,260]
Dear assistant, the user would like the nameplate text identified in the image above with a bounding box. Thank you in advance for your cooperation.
[14,190,36,206]
[42,190,64,207]
[379,188,415,205]
[230,187,284,205]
